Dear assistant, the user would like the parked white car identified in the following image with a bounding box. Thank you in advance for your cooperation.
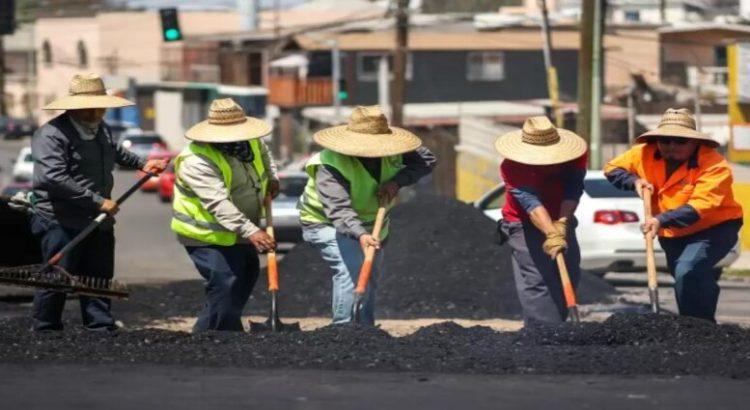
[11,147,33,183]
[474,170,739,275]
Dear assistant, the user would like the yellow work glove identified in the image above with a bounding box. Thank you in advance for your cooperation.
[553,217,568,240]
[543,231,567,259]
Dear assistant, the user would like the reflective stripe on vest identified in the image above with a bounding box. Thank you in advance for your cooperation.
[298,149,403,240]
[170,140,267,246]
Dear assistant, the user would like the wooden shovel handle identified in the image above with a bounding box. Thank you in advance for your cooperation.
[642,188,658,292]
[264,196,279,292]
[354,206,386,295]
[555,253,578,308]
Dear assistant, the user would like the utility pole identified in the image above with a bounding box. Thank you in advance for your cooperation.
[537,0,562,127]
[0,36,6,116]
[391,0,409,126]
[660,0,666,24]
[589,0,604,169]
[330,39,341,121]
[576,0,594,144]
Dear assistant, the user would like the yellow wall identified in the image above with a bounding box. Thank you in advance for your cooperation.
[733,182,750,250]
[455,151,501,202]
[727,44,750,163]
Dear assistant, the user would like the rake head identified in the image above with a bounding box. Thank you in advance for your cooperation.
[0,264,130,299]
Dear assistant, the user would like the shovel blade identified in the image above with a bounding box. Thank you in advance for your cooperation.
[249,315,301,332]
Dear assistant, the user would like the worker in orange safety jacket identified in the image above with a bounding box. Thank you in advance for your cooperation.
[604,108,743,322]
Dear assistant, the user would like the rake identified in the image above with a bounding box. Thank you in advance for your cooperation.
[0,172,158,299]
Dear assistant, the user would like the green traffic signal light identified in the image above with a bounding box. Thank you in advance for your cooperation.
[165,28,181,41]
[338,91,349,100]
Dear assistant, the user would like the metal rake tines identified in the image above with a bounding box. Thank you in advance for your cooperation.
[0,265,130,299]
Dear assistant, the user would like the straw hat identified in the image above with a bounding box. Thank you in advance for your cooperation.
[185,98,272,143]
[494,116,587,165]
[636,108,717,147]
[313,106,422,158]
[43,73,134,110]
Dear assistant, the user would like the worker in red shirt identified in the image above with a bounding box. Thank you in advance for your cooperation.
[605,108,743,322]
[495,116,588,324]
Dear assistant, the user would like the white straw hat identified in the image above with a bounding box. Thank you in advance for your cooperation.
[636,108,717,147]
[43,73,134,110]
[313,105,422,158]
[494,116,588,165]
[185,98,272,143]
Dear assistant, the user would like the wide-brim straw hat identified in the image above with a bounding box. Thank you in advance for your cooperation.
[185,98,272,143]
[636,108,718,147]
[43,73,134,110]
[313,105,422,158]
[494,116,588,165]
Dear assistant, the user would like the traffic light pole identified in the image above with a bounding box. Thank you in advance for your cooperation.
[330,39,341,121]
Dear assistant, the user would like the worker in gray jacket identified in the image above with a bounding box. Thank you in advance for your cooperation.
[171,98,278,332]
[31,74,166,331]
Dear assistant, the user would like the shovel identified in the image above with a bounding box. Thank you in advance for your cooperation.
[249,196,301,332]
[555,253,580,322]
[642,188,660,314]
[351,206,386,324]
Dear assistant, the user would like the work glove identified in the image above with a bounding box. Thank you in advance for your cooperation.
[553,217,568,240]
[543,231,567,259]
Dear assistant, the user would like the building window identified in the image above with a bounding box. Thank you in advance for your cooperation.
[77,40,88,68]
[715,46,727,67]
[356,52,412,81]
[624,10,640,22]
[42,40,52,66]
[466,51,505,81]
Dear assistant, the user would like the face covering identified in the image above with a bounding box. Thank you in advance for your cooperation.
[214,141,254,163]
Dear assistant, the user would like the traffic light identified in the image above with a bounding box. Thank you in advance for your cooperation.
[338,79,349,101]
[0,0,15,36]
[159,8,182,42]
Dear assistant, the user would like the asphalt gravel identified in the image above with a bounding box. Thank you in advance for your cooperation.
[0,314,748,377]
[260,194,616,319]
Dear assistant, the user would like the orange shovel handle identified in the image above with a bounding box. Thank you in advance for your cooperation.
[555,253,578,308]
[354,206,386,295]
[264,196,279,292]
[642,188,658,292]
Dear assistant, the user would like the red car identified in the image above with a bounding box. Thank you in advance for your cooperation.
[157,162,175,203]
[136,150,175,192]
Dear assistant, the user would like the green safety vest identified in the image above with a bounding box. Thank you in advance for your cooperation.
[298,149,403,240]
[171,140,267,246]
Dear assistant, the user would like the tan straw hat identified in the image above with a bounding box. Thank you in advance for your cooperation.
[636,108,717,147]
[185,98,272,143]
[494,116,588,165]
[313,105,422,158]
[43,73,134,110]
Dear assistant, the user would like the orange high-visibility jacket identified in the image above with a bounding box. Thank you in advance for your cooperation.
[604,143,743,238]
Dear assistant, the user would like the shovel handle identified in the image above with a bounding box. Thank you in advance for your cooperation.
[264,196,279,292]
[354,206,386,295]
[45,171,157,268]
[555,253,578,309]
[642,188,660,313]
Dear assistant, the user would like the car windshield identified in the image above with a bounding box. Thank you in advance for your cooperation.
[584,178,638,198]
[127,135,163,145]
[279,176,307,198]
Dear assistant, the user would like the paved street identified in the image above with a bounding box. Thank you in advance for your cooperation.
[0,364,747,410]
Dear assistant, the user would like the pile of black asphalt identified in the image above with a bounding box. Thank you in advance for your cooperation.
[0,314,747,378]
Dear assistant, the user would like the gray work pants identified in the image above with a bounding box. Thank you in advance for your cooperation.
[501,220,581,324]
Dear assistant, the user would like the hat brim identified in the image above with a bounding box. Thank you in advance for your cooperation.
[43,95,134,110]
[494,128,588,165]
[313,125,422,158]
[636,125,718,147]
[185,117,272,143]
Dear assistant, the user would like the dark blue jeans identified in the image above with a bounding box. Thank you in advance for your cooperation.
[501,220,581,324]
[659,219,742,322]
[30,214,116,331]
[185,244,260,332]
